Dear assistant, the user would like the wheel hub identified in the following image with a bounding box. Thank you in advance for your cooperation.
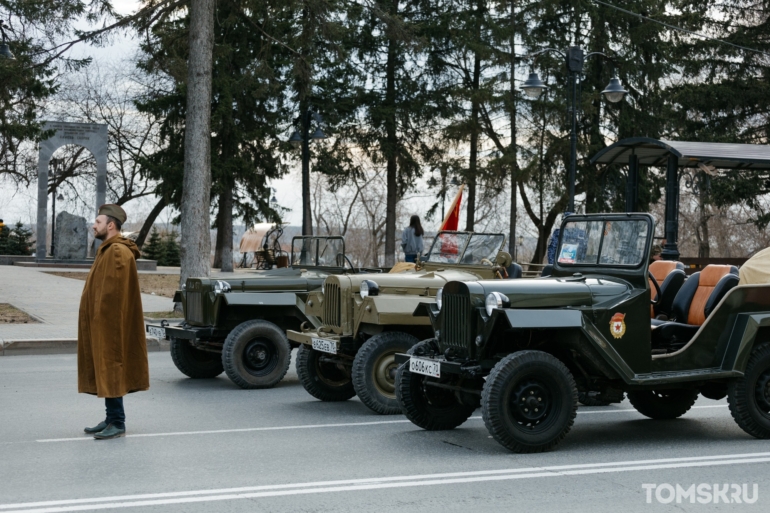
[510,380,551,426]
[373,352,398,396]
[243,339,275,373]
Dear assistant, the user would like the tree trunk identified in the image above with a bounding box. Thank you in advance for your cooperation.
[135,196,167,249]
[697,176,710,258]
[220,185,234,272]
[180,0,215,294]
[383,3,398,267]
[465,11,483,232]
[508,0,517,258]
[213,200,224,269]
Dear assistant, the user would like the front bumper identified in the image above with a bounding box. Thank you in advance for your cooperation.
[286,329,340,346]
[394,353,465,376]
[145,324,224,341]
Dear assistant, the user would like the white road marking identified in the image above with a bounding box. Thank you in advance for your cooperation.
[34,405,728,443]
[1,451,767,513]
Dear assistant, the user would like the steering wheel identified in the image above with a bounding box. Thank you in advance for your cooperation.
[648,271,662,305]
[481,258,494,266]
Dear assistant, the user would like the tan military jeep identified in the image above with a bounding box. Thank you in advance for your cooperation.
[287,231,519,414]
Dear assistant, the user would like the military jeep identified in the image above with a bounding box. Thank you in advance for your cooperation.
[287,231,520,414]
[148,236,383,389]
[396,213,770,453]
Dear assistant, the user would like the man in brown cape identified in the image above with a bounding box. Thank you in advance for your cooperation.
[78,204,149,439]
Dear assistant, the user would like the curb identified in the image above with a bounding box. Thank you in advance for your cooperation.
[0,337,168,356]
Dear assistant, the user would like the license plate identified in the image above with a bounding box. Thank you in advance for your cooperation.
[312,338,337,354]
[409,357,440,378]
[147,326,166,339]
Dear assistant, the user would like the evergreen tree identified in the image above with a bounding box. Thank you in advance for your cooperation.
[0,222,34,256]
[161,232,181,267]
[0,223,9,254]
[142,227,164,261]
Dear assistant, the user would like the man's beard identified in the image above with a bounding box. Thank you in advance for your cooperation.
[94,228,108,241]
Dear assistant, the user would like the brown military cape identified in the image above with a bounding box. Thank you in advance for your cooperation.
[78,235,150,398]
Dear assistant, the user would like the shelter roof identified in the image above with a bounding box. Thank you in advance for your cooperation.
[590,137,770,170]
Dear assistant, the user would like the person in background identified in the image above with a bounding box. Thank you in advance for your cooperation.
[401,215,424,263]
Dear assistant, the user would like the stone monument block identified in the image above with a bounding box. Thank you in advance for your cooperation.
[54,212,88,260]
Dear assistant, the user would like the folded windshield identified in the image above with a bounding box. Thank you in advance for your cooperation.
[557,219,649,267]
[425,233,505,265]
[292,237,345,267]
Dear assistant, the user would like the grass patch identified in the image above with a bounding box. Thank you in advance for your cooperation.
[144,310,184,319]
[0,303,38,324]
[45,272,181,298]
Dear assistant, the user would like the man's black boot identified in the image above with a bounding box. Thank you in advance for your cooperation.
[84,421,108,434]
[93,423,126,440]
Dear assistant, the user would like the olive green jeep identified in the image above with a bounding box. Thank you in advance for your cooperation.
[396,213,770,453]
[147,236,383,389]
[287,231,521,414]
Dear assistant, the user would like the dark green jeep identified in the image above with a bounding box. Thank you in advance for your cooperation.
[396,213,770,452]
[148,236,383,389]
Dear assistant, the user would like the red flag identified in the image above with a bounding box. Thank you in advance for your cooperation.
[439,184,464,231]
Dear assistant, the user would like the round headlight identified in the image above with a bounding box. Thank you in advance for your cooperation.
[485,291,509,317]
[436,288,443,310]
[214,280,232,294]
[360,280,379,299]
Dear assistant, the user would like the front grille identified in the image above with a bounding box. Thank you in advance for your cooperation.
[323,283,341,328]
[441,293,472,350]
[186,291,204,324]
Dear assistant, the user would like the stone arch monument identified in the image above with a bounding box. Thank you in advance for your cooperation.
[36,121,108,260]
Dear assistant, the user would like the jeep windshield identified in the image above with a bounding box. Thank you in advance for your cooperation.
[425,232,505,265]
[557,219,650,267]
[291,237,346,267]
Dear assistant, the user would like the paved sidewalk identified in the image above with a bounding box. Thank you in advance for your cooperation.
[0,265,172,343]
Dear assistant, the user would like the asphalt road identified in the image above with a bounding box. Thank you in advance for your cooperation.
[1,352,768,513]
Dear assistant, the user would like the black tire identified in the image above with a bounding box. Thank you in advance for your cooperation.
[395,340,476,430]
[627,389,698,419]
[352,332,419,415]
[296,344,355,401]
[728,342,770,438]
[222,320,292,389]
[482,351,578,453]
[170,337,224,379]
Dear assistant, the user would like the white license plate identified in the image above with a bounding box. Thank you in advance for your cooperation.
[147,326,166,339]
[312,338,337,354]
[409,357,441,378]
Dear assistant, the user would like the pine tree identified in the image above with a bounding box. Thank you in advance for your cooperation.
[0,224,10,254]
[142,227,164,261]
[162,232,181,267]
[3,222,34,256]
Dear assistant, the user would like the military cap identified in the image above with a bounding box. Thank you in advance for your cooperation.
[98,204,127,224]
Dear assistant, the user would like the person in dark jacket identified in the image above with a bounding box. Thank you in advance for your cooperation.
[401,215,424,263]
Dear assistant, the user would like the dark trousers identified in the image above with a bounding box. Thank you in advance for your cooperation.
[404,254,417,263]
[105,397,125,428]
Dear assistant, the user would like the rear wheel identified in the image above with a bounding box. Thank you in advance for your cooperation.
[728,342,770,438]
[296,344,355,401]
[352,332,419,415]
[482,350,578,453]
[170,337,224,379]
[396,340,476,430]
[627,389,698,419]
[222,320,291,389]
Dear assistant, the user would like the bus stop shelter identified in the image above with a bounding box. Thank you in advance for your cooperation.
[591,137,770,259]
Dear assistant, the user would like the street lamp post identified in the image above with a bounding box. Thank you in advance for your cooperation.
[522,46,627,213]
[289,110,326,236]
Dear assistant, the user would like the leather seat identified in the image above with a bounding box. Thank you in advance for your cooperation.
[648,260,686,319]
[651,265,739,351]
[540,264,554,277]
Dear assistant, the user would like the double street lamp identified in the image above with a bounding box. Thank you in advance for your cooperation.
[288,110,326,236]
[522,46,627,212]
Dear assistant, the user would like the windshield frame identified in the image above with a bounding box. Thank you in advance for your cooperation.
[290,236,347,268]
[554,215,653,269]
[424,231,506,266]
